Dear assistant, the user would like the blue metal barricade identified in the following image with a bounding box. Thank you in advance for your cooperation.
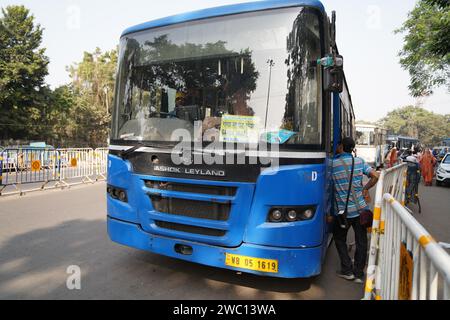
[0,148,4,188]
[0,148,60,196]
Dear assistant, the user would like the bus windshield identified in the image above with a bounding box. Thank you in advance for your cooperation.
[112,7,323,148]
[356,129,375,147]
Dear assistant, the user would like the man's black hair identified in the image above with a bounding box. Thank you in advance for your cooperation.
[341,137,356,153]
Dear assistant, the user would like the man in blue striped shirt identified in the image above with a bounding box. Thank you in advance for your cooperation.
[332,137,379,283]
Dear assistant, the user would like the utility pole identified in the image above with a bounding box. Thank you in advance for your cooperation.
[264,59,275,129]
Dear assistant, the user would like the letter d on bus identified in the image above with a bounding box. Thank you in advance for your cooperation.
[312,171,318,182]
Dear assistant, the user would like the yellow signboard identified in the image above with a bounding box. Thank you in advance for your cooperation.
[31,160,41,172]
[399,242,413,300]
[220,115,261,143]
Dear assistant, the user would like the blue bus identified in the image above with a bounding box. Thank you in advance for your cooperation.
[107,0,355,278]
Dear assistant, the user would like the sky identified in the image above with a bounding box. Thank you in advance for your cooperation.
[1,0,448,121]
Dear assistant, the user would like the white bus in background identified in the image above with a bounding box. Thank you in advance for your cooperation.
[355,124,387,169]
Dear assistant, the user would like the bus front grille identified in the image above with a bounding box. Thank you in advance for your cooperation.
[149,196,231,221]
[145,180,237,196]
[155,221,226,237]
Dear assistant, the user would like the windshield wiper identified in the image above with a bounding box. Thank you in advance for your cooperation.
[120,143,144,159]
[120,142,175,159]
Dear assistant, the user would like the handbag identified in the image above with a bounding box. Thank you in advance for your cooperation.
[359,209,374,229]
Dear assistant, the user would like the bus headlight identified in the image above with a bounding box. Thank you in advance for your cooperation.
[269,209,283,222]
[267,206,316,223]
[118,190,128,202]
[301,209,315,220]
[287,210,298,222]
[107,185,128,203]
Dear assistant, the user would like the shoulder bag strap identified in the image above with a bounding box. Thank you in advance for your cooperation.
[339,156,355,215]
[342,157,365,211]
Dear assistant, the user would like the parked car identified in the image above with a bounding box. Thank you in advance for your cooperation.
[436,153,450,187]
[437,147,450,163]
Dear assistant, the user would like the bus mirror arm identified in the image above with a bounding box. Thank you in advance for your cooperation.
[322,11,344,93]
[330,11,336,49]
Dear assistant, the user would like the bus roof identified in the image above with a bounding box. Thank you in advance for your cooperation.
[387,135,419,141]
[121,0,325,37]
[356,123,378,129]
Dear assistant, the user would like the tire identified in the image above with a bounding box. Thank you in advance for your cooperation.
[436,180,442,187]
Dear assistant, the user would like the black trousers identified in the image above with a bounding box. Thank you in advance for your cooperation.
[333,216,368,278]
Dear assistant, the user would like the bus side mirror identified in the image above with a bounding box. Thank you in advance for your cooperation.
[319,55,344,93]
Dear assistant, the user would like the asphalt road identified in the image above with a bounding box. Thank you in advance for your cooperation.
[0,181,448,300]
[408,183,450,247]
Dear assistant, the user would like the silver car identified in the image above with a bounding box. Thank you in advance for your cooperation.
[436,153,450,186]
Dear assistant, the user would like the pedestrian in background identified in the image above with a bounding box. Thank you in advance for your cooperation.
[420,148,436,186]
[386,146,398,168]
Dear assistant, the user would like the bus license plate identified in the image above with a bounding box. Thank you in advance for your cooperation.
[225,254,278,273]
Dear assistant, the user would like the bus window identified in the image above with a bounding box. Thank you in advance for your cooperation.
[284,11,323,146]
[356,128,374,146]
[369,131,375,146]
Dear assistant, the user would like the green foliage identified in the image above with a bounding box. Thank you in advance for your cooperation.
[65,48,117,147]
[396,0,450,97]
[0,5,117,147]
[0,5,49,140]
[379,106,450,146]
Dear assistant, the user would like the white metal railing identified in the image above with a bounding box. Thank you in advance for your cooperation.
[94,148,109,181]
[376,193,450,300]
[364,163,450,300]
[57,148,95,187]
[365,163,408,300]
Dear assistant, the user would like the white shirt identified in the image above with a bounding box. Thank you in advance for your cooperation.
[406,155,418,164]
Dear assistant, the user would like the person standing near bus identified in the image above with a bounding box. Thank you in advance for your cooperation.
[385,146,394,168]
[388,146,398,168]
[420,148,436,186]
[332,137,380,283]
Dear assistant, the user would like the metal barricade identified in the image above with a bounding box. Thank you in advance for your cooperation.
[365,163,408,300]
[57,148,95,187]
[94,148,109,181]
[374,193,450,300]
[0,148,4,187]
[0,148,60,196]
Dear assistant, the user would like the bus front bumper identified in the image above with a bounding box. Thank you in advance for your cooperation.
[107,216,322,279]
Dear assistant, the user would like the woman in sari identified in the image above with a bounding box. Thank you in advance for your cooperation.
[420,149,437,186]
[386,146,398,168]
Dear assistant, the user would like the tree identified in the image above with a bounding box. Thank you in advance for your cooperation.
[0,5,49,140]
[66,48,117,147]
[396,0,450,97]
[40,85,75,147]
[379,106,450,146]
